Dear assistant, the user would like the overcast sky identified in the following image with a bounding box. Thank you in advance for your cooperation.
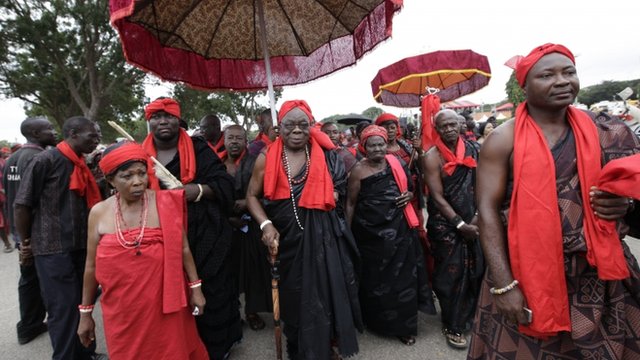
[2,0,640,142]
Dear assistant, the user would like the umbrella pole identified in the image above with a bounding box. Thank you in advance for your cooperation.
[269,246,283,360]
[256,0,278,126]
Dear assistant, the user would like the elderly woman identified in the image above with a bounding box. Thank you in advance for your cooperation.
[246,100,362,360]
[77,142,208,360]
[346,125,435,346]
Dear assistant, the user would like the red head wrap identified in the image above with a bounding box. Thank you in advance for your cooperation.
[99,142,160,190]
[1,147,10,154]
[278,100,314,124]
[374,112,403,137]
[509,43,575,87]
[264,100,336,211]
[358,125,387,155]
[144,98,181,121]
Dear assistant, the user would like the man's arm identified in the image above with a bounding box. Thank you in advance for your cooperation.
[476,123,529,324]
[246,154,279,251]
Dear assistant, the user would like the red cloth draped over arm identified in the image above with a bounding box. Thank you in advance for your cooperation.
[56,141,102,208]
[385,154,419,228]
[156,190,187,314]
[508,103,629,339]
[421,94,440,151]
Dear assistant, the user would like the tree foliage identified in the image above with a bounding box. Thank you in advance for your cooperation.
[578,79,640,106]
[505,71,526,107]
[0,0,146,142]
[172,84,282,131]
[361,106,384,120]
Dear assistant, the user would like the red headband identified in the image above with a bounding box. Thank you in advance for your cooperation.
[510,43,575,87]
[358,125,388,155]
[99,142,150,176]
[278,100,314,124]
[144,98,181,121]
[375,112,399,126]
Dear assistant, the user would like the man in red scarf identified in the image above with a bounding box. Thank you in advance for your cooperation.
[248,108,277,156]
[14,116,104,360]
[320,121,357,172]
[422,109,483,349]
[246,100,362,360]
[346,125,435,347]
[198,114,225,159]
[468,44,640,360]
[143,98,241,360]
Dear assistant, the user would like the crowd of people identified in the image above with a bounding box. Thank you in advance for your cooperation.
[0,43,639,360]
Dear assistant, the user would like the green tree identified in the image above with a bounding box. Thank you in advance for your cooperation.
[361,106,384,120]
[578,80,640,106]
[505,72,525,107]
[172,84,281,131]
[0,0,146,142]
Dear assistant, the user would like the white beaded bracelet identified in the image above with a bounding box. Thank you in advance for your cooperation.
[194,184,204,202]
[259,219,273,230]
[489,280,519,295]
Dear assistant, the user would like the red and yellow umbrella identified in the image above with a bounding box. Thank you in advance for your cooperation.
[371,49,491,108]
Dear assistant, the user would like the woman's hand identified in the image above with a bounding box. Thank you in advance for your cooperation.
[395,191,413,208]
[190,287,206,316]
[77,314,96,348]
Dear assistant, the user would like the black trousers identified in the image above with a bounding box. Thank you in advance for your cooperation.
[17,260,47,340]
[35,250,95,360]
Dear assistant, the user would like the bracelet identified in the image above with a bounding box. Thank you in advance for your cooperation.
[188,279,202,289]
[78,304,94,313]
[194,184,204,203]
[489,280,519,295]
[259,219,273,231]
[456,221,466,229]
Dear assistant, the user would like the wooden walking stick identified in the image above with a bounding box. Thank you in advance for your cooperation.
[269,245,283,360]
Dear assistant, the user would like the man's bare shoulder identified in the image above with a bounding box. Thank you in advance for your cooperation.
[482,119,515,156]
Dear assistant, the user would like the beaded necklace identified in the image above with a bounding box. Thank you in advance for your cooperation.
[281,146,309,230]
[114,191,149,256]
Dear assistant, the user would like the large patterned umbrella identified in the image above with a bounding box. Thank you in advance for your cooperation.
[370,49,491,108]
[110,0,403,120]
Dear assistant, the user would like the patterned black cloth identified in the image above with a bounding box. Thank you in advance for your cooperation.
[163,136,241,360]
[352,163,436,338]
[263,150,362,360]
[426,140,484,334]
[14,148,92,255]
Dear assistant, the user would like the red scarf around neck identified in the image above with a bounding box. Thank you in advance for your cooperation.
[142,128,196,184]
[207,134,226,159]
[435,136,476,176]
[56,141,102,208]
[509,102,630,339]
[263,129,335,211]
[385,155,419,228]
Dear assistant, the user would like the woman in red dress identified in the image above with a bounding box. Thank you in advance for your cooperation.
[77,142,208,360]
